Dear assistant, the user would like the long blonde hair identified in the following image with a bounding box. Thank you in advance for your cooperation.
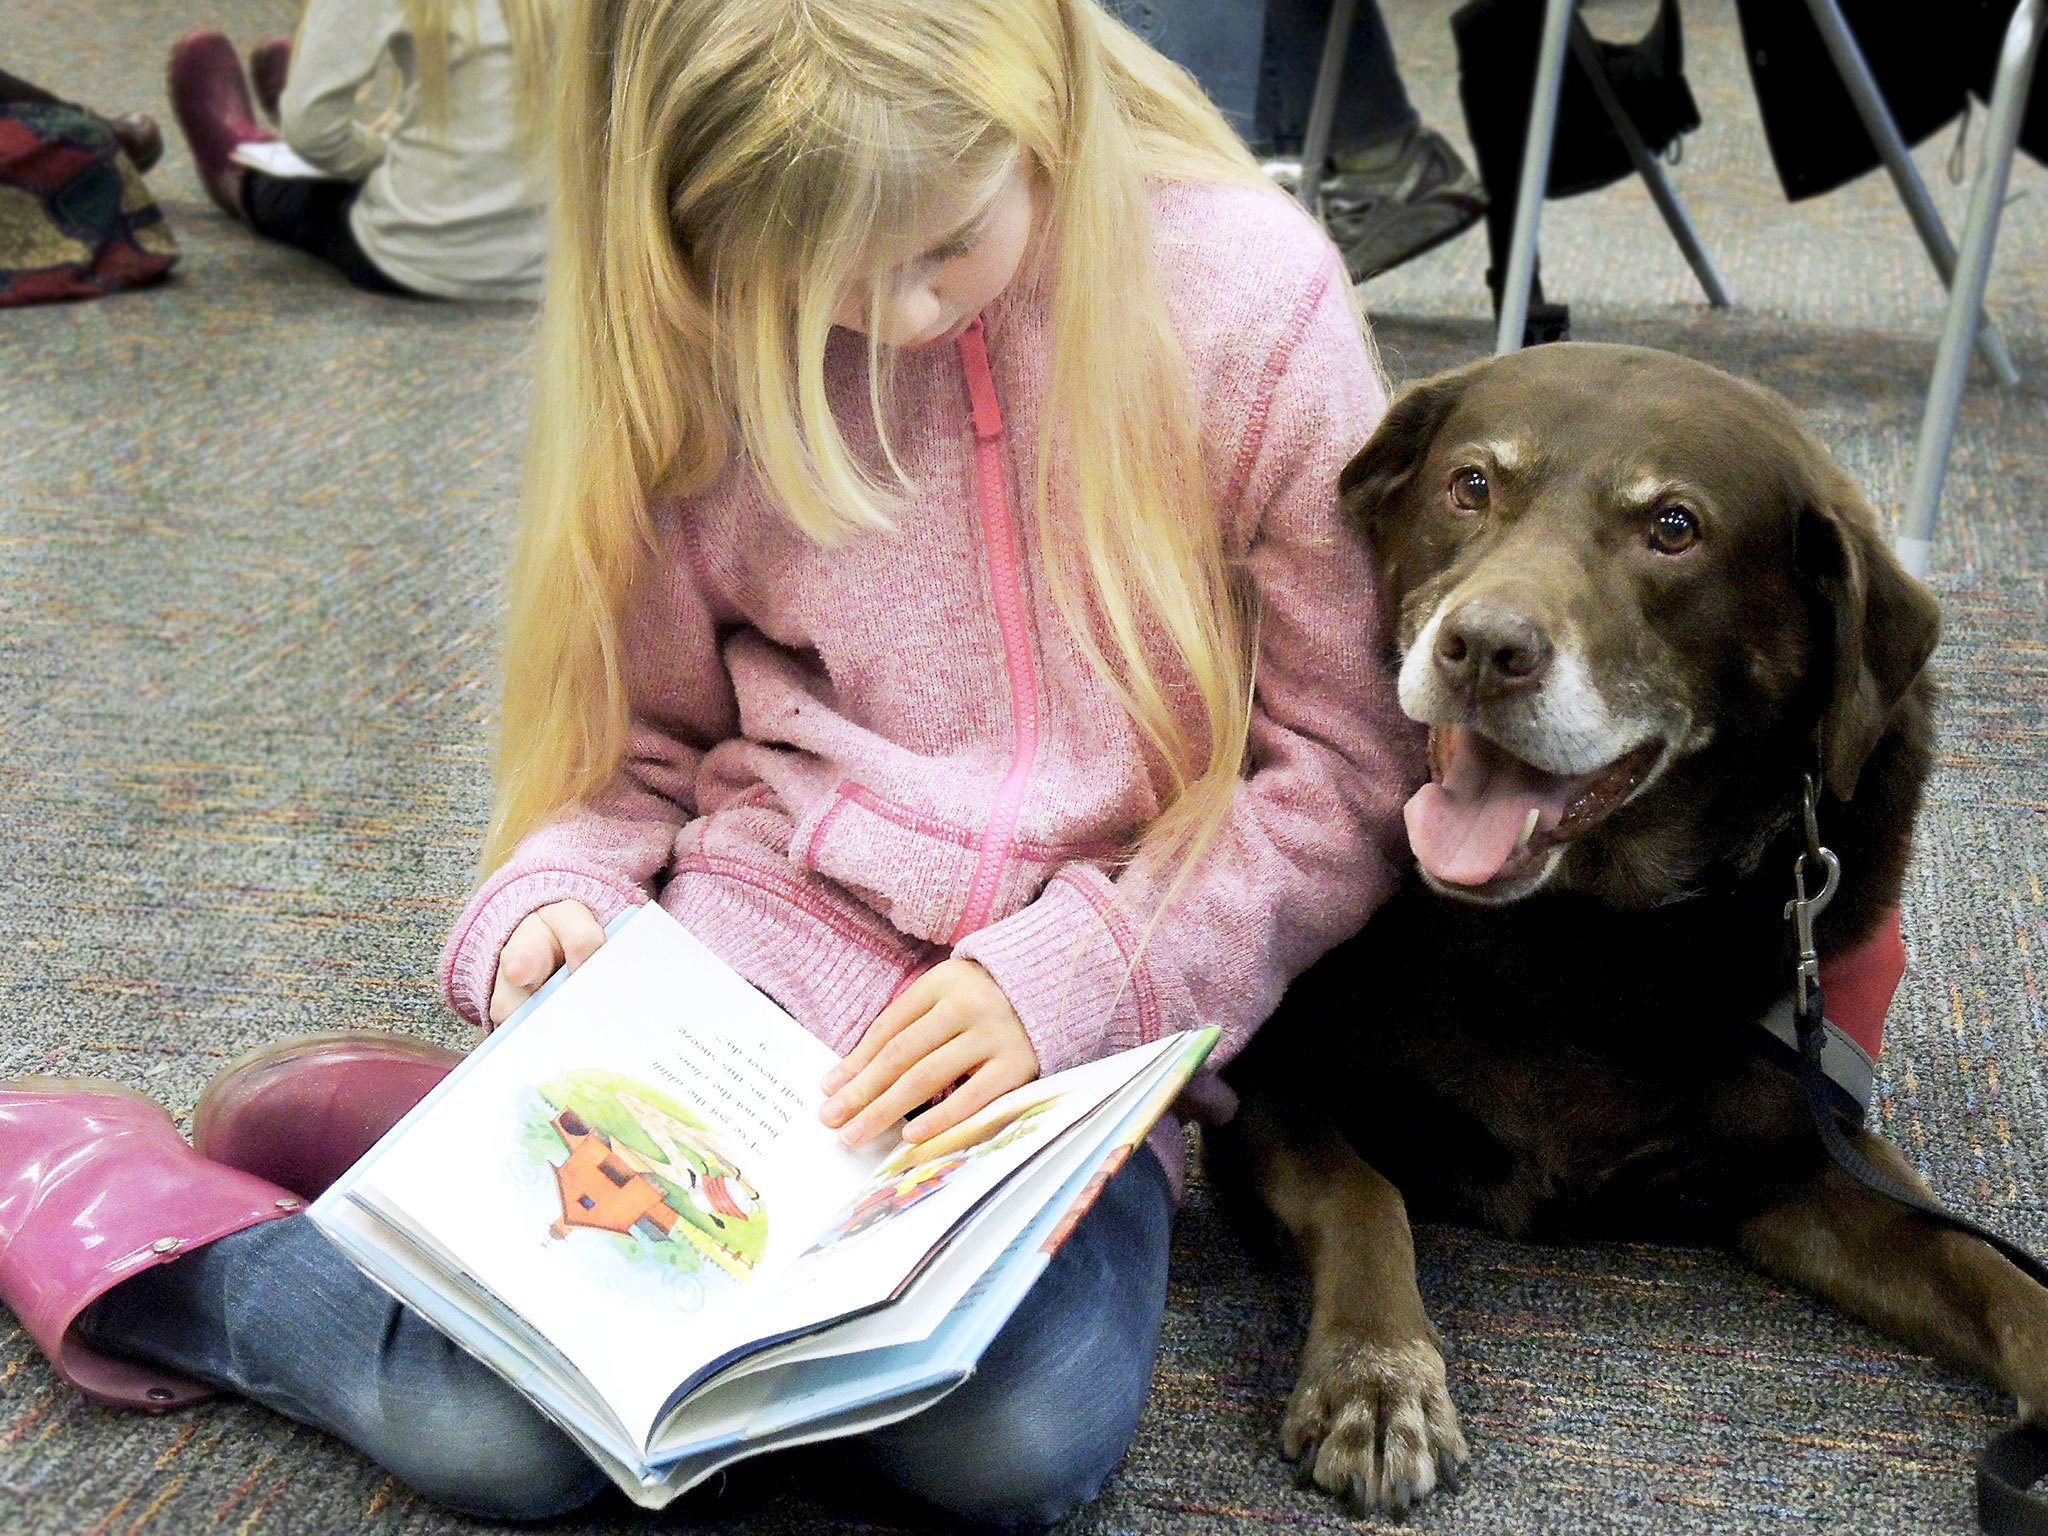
[399,0,556,140]
[487,0,1275,903]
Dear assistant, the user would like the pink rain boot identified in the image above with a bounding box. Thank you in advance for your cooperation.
[195,1031,464,1201]
[248,35,292,124]
[166,28,268,217]
[0,1079,303,1411]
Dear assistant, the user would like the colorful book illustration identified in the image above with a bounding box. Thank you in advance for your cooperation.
[802,1094,1055,1259]
[311,903,1218,1507]
[531,1072,766,1279]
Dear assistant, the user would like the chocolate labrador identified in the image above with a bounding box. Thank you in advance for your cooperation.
[1217,343,2048,1512]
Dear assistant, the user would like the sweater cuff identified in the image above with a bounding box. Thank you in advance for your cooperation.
[952,869,1161,1077]
[437,868,648,1029]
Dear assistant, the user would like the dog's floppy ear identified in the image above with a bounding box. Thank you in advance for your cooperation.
[1798,481,1941,798]
[1337,371,1470,535]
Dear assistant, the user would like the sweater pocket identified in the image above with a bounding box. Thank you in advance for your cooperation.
[792,782,977,942]
[792,781,1118,945]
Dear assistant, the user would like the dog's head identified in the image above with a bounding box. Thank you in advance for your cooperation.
[1345,344,1939,907]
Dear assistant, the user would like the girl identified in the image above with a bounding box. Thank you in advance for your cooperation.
[166,0,554,299]
[0,0,1415,1525]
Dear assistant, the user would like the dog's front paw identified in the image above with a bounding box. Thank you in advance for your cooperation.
[1282,1332,1469,1512]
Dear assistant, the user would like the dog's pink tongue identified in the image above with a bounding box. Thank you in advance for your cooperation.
[1405,727,1571,886]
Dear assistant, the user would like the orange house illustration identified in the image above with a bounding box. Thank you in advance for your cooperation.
[546,1109,753,1279]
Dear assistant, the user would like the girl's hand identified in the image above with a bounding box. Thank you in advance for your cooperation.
[820,960,1039,1149]
[488,900,605,1027]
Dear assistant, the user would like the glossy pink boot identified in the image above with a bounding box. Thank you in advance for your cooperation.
[194,1031,464,1201]
[0,1079,302,1411]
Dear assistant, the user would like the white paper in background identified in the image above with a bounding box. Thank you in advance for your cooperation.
[229,141,342,179]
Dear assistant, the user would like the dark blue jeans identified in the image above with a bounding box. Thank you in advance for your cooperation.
[1114,0,1418,155]
[81,1146,1174,1531]
[239,171,408,295]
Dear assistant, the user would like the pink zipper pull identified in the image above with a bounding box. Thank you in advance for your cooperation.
[958,316,1005,442]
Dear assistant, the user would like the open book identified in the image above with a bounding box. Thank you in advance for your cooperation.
[310,903,1216,1507]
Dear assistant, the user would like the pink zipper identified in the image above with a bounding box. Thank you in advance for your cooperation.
[948,316,1040,944]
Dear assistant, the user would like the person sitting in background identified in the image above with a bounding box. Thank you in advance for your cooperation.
[1114,0,1482,280]
[1114,0,1483,281]
[165,0,553,301]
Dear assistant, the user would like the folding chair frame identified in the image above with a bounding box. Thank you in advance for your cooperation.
[1296,0,2044,576]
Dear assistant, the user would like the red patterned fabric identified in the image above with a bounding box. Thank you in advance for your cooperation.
[0,104,178,307]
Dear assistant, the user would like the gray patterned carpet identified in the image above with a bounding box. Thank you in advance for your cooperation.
[3,2,2044,1533]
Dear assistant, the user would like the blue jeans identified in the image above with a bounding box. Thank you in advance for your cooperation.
[1113,0,1418,155]
[80,1146,1174,1531]
[239,172,408,295]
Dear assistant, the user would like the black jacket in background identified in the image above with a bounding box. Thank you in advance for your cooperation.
[1737,0,2045,202]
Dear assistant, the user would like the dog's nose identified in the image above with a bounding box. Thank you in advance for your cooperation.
[1435,602,1554,698]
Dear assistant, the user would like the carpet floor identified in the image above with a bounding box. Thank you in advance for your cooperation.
[2,2,2043,1533]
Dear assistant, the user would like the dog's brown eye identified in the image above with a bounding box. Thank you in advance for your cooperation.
[1448,467,1489,513]
[1649,504,1700,554]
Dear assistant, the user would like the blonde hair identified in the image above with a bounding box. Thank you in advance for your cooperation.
[399,0,557,141]
[488,0,1277,911]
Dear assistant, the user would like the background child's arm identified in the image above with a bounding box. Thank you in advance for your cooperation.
[953,247,1423,1080]
[439,536,738,1029]
[276,0,404,181]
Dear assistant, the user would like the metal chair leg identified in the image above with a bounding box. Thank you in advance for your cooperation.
[1898,0,2045,578]
[1496,0,1576,354]
[1297,0,1360,217]
[1567,14,1729,308]
[1805,0,2020,388]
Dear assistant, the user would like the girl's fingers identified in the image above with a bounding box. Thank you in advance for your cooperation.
[545,901,607,970]
[837,1034,984,1149]
[488,963,541,1026]
[489,914,564,1025]
[486,976,523,1028]
[903,1055,1034,1144]
[822,1003,964,1129]
[486,901,606,1028]
[502,914,565,989]
[823,970,941,1093]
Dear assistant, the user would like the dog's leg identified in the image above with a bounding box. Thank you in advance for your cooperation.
[1237,1095,1470,1511]
[1738,1131,2048,1418]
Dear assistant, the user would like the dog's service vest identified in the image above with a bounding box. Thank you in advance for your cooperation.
[1757,907,1904,1113]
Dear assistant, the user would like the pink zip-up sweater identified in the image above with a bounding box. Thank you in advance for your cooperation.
[439,181,1423,1187]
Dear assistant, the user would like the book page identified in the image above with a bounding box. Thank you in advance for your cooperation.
[321,1029,1217,1507]
[329,903,1213,1460]
[344,906,891,1439]
[748,1037,1184,1320]
[679,1026,1218,1401]
[650,1028,1221,1474]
